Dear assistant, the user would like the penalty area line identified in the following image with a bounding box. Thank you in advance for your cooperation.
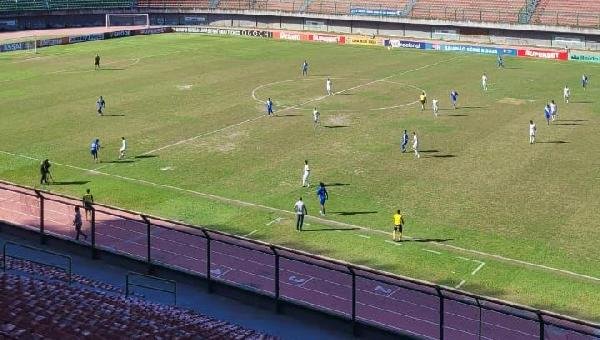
[1,149,598,285]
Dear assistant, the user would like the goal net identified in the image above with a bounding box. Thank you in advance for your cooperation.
[105,14,150,28]
[0,37,37,55]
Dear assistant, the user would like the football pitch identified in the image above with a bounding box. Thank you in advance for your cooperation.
[0,33,599,322]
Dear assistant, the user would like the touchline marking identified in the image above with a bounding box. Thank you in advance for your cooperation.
[384,240,402,246]
[2,149,599,284]
[244,229,258,237]
[471,261,486,276]
[423,249,442,255]
[455,280,467,289]
[356,234,371,239]
[265,217,283,226]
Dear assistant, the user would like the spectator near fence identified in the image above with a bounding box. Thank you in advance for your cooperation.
[39,159,51,185]
[73,206,87,241]
[82,189,94,221]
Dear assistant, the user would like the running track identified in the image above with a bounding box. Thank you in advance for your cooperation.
[0,183,597,340]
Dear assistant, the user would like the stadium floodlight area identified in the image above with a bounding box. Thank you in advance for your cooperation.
[106,13,150,28]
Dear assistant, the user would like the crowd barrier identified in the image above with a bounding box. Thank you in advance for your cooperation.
[0,180,598,339]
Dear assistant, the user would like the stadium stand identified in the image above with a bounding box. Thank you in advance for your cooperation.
[0,0,134,11]
[0,270,275,339]
[532,0,600,27]
[407,0,526,23]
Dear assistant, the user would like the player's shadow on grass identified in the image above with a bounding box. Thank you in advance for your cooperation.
[333,211,378,216]
[402,238,453,243]
[103,160,135,163]
[100,68,126,71]
[275,114,302,117]
[135,155,158,159]
[460,106,488,109]
[557,119,587,122]
[554,123,582,126]
[447,114,468,117]
[324,183,350,187]
[538,140,568,144]
[420,150,439,153]
[570,100,593,104]
[51,180,90,186]
[102,114,126,117]
[429,154,456,158]
[323,125,349,129]
[301,227,360,232]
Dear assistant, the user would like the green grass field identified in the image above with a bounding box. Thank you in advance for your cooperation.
[1,33,599,322]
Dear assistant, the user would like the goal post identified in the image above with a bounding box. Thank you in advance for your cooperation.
[105,13,150,28]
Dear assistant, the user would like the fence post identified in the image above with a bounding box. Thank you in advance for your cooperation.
[35,190,46,245]
[200,229,212,293]
[91,208,98,259]
[348,266,357,336]
[538,311,545,340]
[141,215,153,274]
[271,246,281,313]
[436,287,444,340]
[476,297,482,338]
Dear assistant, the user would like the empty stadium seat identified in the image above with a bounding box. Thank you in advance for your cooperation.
[0,271,275,339]
[532,0,600,28]
[409,0,524,23]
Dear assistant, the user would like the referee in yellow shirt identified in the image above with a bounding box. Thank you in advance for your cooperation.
[419,91,427,111]
[393,210,405,242]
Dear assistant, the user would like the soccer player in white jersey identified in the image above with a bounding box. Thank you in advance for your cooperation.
[563,85,570,103]
[312,107,320,128]
[412,132,420,159]
[302,160,310,187]
[481,73,488,91]
[119,137,127,159]
[432,99,439,117]
[326,78,333,96]
[529,120,536,144]
[549,100,557,121]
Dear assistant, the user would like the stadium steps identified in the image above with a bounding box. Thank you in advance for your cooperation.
[0,271,276,339]
[531,0,600,27]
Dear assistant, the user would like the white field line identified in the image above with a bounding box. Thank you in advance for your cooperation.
[384,240,402,246]
[146,57,460,156]
[356,234,371,239]
[471,261,486,276]
[455,280,467,289]
[422,249,442,255]
[3,144,600,284]
[244,229,258,237]
[265,217,283,226]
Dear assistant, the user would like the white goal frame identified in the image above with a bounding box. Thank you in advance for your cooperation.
[105,13,150,28]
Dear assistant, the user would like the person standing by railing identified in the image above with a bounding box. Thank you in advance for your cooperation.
[73,206,87,241]
[40,159,51,185]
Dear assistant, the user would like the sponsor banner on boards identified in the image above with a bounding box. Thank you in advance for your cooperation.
[134,27,172,35]
[569,52,600,63]
[0,41,26,52]
[312,34,345,44]
[273,31,310,41]
[106,30,131,39]
[69,33,104,44]
[431,43,516,56]
[385,39,426,49]
[240,30,273,38]
[517,48,568,60]
[347,36,380,46]
[37,37,67,48]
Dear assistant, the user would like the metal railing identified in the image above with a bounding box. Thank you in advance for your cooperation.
[0,180,598,339]
[126,271,177,304]
[2,241,72,284]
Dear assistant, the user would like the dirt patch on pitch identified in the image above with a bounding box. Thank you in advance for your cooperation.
[498,98,528,105]
[325,114,351,127]
[195,130,247,153]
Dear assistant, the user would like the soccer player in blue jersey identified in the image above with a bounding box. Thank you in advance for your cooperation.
[450,90,459,109]
[302,60,309,76]
[401,130,409,153]
[316,182,329,215]
[90,138,101,163]
[544,104,552,126]
[582,74,589,90]
[266,98,274,116]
